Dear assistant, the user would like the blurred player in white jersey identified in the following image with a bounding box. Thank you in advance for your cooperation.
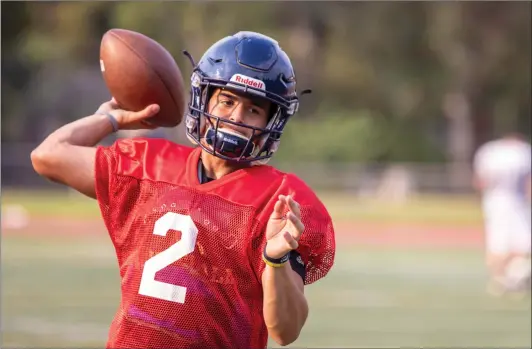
[473,133,531,295]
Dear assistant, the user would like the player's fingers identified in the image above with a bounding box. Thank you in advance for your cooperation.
[127,104,158,119]
[270,199,285,220]
[124,104,160,126]
[285,195,301,218]
[139,104,160,118]
[283,231,299,250]
[140,120,158,129]
[110,97,120,107]
[287,212,304,240]
[123,105,155,123]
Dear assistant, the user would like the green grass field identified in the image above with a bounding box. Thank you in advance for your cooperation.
[2,189,484,225]
[2,191,530,348]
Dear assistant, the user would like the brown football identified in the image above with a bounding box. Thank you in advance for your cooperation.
[99,28,186,127]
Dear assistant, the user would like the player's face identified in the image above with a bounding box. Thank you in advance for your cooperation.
[207,88,271,138]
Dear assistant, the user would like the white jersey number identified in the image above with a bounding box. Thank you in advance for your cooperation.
[138,212,198,303]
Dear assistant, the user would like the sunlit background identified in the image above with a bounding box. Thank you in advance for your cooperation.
[2,2,531,348]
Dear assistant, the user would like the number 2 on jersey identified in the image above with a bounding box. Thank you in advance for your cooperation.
[138,212,199,304]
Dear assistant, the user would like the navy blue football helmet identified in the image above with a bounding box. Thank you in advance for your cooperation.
[184,31,303,164]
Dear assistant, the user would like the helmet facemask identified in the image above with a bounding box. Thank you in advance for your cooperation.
[186,72,297,164]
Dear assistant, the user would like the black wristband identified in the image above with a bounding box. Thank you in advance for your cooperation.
[262,245,291,267]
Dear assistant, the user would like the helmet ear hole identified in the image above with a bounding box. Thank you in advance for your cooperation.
[267,104,280,123]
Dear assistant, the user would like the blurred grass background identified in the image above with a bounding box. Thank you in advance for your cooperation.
[2,189,483,225]
[2,191,530,348]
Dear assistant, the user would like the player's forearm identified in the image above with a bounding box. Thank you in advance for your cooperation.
[262,264,308,346]
[31,113,113,198]
[39,113,114,148]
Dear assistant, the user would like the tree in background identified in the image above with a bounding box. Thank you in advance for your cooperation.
[2,2,530,167]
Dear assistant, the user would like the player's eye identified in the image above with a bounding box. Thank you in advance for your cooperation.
[220,99,234,107]
[251,105,268,117]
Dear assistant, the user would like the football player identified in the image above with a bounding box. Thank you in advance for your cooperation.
[473,132,531,294]
[31,31,336,348]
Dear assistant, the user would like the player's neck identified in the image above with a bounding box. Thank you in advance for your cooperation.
[201,151,250,180]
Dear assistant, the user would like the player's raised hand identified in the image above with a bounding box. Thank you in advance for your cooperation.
[96,98,160,130]
[265,194,305,259]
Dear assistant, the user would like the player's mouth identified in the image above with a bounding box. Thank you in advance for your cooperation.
[203,126,256,160]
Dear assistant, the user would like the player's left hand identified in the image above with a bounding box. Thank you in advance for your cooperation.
[265,195,305,259]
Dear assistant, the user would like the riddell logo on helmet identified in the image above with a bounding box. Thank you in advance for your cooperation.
[230,74,265,90]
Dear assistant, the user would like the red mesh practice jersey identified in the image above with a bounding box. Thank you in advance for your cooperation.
[95,138,336,349]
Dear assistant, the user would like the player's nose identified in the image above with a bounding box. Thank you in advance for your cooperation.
[229,103,247,124]
[225,105,252,136]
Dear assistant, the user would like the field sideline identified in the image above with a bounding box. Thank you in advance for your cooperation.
[2,190,530,348]
[2,189,484,225]
[2,190,485,248]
